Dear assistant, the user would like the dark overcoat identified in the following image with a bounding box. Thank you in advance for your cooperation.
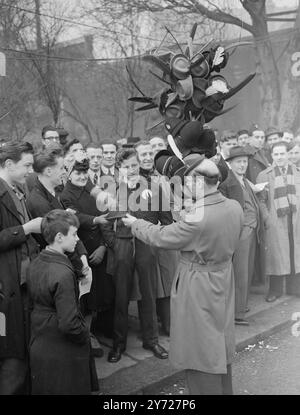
[218,170,264,243]
[26,178,87,277]
[27,250,91,395]
[0,179,38,360]
[245,145,270,184]
[60,180,114,311]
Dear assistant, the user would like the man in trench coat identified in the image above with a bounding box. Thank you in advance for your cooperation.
[123,156,244,395]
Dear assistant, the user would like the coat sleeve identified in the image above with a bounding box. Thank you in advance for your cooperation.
[218,181,229,198]
[131,219,197,250]
[0,219,27,253]
[60,193,95,229]
[53,270,90,345]
[158,184,174,225]
[100,221,116,249]
[256,170,270,223]
[26,192,50,218]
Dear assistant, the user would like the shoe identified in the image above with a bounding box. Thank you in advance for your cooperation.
[143,343,168,359]
[245,307,250,313]
[265,294,281,302]
[234,318,249,326]
[91,347,104,358]
[107,347,123,363]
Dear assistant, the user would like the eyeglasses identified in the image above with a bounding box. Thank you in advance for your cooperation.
[44,136,59,141]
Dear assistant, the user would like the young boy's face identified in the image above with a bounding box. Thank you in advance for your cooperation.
[60,225,79,253]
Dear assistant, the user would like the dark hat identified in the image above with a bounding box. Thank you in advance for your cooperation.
[182,153,206,177]
[225,146,252,161]
[265,126,282,138]
[165,117,189,138]
[166,119,217,158]
[70,158,90,173]
[56,127,69,138]
[106,211,127,221]
[249,123,263,136]
[122,136,141,148]
[154,149,185,178]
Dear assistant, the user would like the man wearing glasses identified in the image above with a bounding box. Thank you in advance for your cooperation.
[41,126,60,149]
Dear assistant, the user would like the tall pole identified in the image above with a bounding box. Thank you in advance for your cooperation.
[34,0,43,50]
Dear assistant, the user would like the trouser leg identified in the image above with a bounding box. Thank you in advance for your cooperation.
[268,275,284,296]
[112,239,135,350]
[0,358,27,395]
[246,230,257,304]
[232,227,255,319]
[156,297,170,334]
[286,276,300,296]
[135,240,158,346]
[185,365,233,395]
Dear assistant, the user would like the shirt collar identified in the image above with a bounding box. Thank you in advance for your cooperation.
[101,165,114,175]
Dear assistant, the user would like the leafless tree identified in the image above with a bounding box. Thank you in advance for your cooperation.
[83,0,300,130]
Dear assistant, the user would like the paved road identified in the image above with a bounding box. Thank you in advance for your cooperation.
[152,326,300,395]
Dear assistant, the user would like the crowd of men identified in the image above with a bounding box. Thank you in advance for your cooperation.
[1,122,300,394]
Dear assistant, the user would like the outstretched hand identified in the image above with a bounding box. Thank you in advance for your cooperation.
[122,213,137,227]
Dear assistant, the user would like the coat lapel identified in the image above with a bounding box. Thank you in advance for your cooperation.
[0,180,22,224]
[254,150,269,168]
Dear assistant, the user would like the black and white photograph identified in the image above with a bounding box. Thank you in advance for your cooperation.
[1,0,300,400]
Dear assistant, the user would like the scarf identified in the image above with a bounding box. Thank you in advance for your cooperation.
[273,164,297,217]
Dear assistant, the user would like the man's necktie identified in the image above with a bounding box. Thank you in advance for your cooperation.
[93,173,98,185]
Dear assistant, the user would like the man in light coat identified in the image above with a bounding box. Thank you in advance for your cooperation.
[123,155,244,395]
[257,141,300,301]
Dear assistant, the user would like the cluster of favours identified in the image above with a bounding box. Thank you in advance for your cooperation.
[127,23,255,177]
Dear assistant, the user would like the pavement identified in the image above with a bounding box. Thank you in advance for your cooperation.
[94,283,300,395]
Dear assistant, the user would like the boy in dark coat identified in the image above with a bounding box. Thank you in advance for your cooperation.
[27,209,94,395]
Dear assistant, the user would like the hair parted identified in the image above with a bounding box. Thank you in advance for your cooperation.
[41,209,79,244]
[115,148,137,168]
[271,141,290,153]
[33,148,63,173]
[100,142,117,151]
[134,140,151,151]
[219,130,237,143]
[0,141,33,167]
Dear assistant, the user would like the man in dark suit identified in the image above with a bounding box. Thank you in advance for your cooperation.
[101,148,169,363]
[217,130,238,183]
[245,125,270,184]
[219,146,266,326]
